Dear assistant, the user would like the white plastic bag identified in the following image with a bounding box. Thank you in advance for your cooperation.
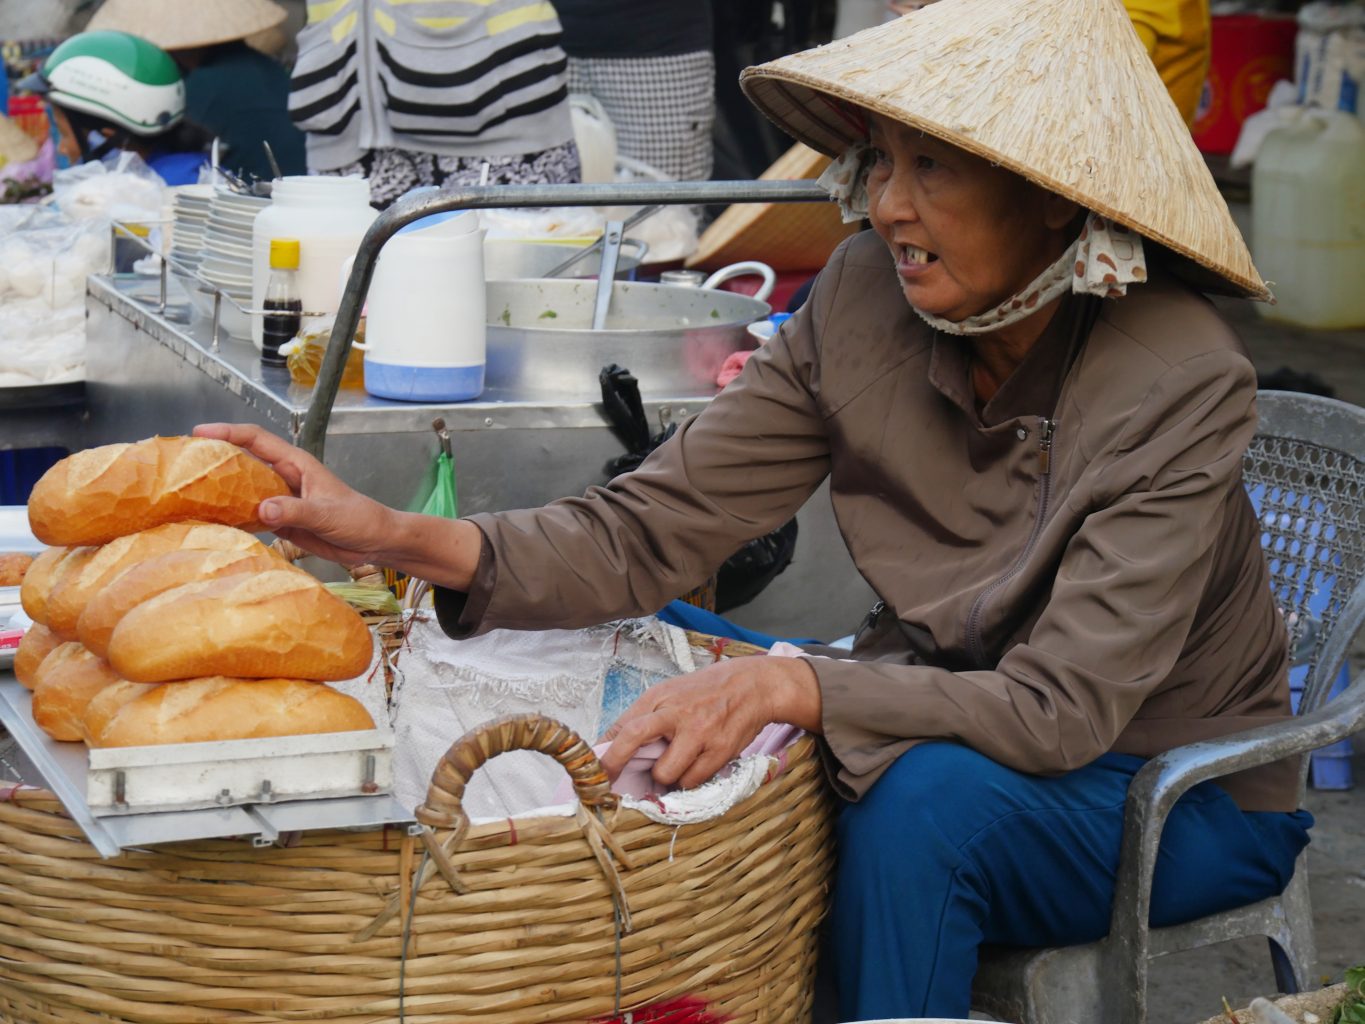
[53,151,166,222]
[1231,79,1303,168]
[0,205,112,385]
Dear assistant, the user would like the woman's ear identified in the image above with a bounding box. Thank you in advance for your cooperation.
[1043,192,1081,232]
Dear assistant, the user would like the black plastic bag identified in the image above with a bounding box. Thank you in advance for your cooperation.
[599,363,797,611]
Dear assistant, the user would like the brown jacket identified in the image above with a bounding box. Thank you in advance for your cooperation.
[437,231,1296,813]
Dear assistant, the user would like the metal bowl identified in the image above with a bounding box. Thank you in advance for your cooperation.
[485,279,769,399]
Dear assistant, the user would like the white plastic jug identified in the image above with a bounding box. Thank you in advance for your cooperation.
[251,176,377,350]
[1252,109,1365,329]
[346,211,488,402]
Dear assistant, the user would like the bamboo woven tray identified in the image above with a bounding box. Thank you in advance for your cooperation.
[0,656,834,1023]
[686,143,857,273]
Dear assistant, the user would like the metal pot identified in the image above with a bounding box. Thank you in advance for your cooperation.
[485,277,771,399]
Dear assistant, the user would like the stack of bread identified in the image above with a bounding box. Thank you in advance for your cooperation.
[14,436,375,748]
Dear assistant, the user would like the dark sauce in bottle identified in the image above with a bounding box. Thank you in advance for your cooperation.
[261,298,302,367]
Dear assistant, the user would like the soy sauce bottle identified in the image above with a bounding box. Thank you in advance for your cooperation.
[262,238,302,367]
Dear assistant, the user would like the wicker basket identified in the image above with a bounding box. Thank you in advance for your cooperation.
[0,664,833,1023]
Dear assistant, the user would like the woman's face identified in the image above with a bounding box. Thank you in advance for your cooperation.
[50,105,84,165]
[864,113,1076,322]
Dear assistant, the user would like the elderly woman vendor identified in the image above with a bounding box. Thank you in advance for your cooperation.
[198,0,1311,1016]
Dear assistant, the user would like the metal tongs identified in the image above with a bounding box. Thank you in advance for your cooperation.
[541,204,660,279]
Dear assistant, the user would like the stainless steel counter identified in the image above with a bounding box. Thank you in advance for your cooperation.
[81,274,875,639]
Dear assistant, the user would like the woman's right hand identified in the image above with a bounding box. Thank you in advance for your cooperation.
[197,422,485,591]
[193,422,400,566]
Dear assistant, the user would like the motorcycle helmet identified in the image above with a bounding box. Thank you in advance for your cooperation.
[20,31,184,160]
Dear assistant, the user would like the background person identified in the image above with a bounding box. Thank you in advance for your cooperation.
[556,0,715,181]
[287,0,581,208]
[20,30,206,185]
[87,0,307,182]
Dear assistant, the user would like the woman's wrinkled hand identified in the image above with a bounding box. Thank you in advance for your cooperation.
[193,422,397,566]
[599,654,822,791]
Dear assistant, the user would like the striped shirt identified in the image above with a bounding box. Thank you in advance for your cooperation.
[290,0,575,171]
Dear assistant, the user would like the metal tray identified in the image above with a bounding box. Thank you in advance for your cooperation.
[0,678,413,856]
[0,506,43,554]
[0,381,85,412]
[87,728,394,815]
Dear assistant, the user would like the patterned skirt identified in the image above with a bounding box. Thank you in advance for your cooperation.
[322,140,583,208]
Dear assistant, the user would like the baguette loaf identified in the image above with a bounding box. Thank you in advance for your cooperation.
[107,570,373,682]
[80,680,162,744]
[28,436,290,546]
[31,643,125,742]
[91,677,374,748]
[13,622,61,689]
[0,552,33,586]
[78,548,289,658]
[20,545,94,629]
[46,522,278,638]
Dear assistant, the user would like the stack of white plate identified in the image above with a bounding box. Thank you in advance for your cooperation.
[197,189,268,305]
[168,185,214,271]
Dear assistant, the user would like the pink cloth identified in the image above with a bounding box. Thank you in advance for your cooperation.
[715,350,754,388]
[555,722,804,802]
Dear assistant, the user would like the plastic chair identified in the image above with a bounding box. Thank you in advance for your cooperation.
[970,391,1365,1024]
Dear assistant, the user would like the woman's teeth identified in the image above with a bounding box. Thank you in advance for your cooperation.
[903,245,936,265]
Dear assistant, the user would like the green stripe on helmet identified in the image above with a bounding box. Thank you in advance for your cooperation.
[38,33,185,137]
[43,31,181,87]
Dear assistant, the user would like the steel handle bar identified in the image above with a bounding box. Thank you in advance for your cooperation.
[299,179,833,458]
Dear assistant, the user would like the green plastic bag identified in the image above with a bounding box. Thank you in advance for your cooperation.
[405,420,458,519]
[420,450,458,519]
[390,424,458,601]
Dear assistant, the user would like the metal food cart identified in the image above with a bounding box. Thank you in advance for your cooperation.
[61,179,875,640]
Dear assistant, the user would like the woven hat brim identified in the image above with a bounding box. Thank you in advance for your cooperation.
[88,0,287,50]
[739,1,1268,301]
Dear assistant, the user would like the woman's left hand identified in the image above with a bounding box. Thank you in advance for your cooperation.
[599,654,823,790]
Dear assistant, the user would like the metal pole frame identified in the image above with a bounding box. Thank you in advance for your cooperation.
[298,179,832,458]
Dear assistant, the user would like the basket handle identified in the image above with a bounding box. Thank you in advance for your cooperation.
[415,713,616,831]
[411,714,631,929]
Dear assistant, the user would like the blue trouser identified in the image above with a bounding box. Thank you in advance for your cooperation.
[827,742,1313,1020]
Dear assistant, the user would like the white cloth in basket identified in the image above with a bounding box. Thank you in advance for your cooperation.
[379,615,699,820]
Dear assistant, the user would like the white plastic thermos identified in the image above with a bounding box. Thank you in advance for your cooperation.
[346,210,488,402]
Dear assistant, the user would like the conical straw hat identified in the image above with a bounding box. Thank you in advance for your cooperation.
[89,0,287,51]
[740,0,1267,299]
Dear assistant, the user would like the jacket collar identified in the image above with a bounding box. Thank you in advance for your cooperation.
[927,293,1100,426]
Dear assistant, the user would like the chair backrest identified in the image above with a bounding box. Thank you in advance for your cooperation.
[1243,391,1365,716]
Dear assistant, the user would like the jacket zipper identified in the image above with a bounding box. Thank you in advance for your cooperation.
[964,416,1056,669]
[860,599,887,640]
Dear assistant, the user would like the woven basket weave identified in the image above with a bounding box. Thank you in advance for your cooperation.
[0,642,833,1024]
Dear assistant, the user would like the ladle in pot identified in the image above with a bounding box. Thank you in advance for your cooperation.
[590,220,625,332]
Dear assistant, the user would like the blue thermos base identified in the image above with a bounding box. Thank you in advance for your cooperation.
[364,362,485,403]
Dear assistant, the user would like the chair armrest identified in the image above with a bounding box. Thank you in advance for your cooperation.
[1104,668,1365,962]
[1135,676,1365,815]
